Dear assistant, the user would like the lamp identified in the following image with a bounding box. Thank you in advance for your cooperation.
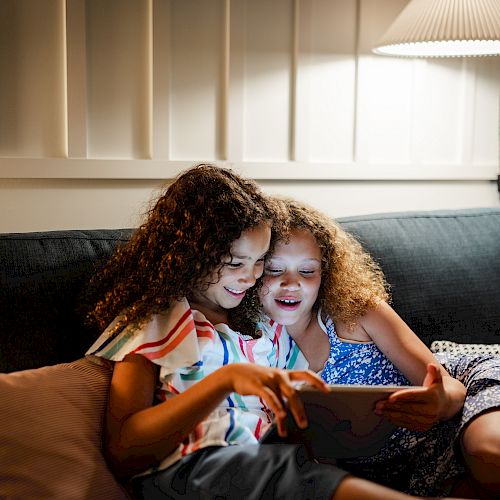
[373,0,500,57]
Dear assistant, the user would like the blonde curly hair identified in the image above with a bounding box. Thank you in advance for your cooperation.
[268,197,389,326]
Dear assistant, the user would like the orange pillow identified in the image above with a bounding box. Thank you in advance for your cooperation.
[0,358,130,499]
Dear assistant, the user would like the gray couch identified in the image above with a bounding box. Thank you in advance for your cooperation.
[1,207,499,499]
[2,207,499,374]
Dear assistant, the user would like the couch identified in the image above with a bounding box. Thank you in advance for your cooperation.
[1,207,499,499]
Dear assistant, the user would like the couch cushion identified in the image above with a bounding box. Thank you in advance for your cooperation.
[0,358,130,500]
[339,208,500,346]
[0,229,132,372]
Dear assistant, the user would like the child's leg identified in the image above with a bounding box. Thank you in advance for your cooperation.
[459,409,500,499]
[132,443,466,500]
[435,352,500,498]
[334,475,465,500]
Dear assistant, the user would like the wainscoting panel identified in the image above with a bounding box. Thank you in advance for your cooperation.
[0,0,498,180]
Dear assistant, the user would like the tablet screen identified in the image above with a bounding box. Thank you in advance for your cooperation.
[261,384,420,460]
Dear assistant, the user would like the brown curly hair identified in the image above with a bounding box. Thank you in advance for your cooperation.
[263,197,390,327]
[86,164,277,337]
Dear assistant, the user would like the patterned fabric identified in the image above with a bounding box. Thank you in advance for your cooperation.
[86,299,308,477]
[316,313,500,497]
[258,312,500,495]
[319,312,410,387]
[431,339,500,356]
[337,351,500,496]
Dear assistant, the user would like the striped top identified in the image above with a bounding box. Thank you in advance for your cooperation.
[86,299,307,476]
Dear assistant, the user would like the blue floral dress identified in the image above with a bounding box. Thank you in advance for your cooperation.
[319,311,500,497]
[321,314,410,387]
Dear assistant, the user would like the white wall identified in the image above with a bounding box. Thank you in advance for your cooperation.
[0,178,497,233]
[0,0,499,232]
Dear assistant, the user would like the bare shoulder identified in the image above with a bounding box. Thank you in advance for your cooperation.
[356,301,421,347]
[329,302,398,343]
[358,301,404,332]
[334,318,372,343]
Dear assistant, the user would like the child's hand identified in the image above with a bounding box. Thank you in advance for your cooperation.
[374,363,447,431]
[223,364,327,437]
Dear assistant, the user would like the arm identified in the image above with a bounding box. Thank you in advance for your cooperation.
[105,353,326,477]
[358,302,466,429]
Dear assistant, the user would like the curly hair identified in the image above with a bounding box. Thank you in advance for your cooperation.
[86,164,276,337]
[265,197,390,327]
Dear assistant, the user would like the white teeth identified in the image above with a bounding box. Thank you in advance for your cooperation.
[226,287,244,294]
[278,299,299,304]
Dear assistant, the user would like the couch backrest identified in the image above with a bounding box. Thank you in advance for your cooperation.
[340,208,500,347]
[0,229,132,373]
[1,208,499,373]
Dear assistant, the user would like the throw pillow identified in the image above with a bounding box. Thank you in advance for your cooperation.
[430,340,500,356]
[0,358,130,500]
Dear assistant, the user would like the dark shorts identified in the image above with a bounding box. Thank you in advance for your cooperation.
[131,444,348,500]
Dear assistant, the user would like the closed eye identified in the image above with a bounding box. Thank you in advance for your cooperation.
[265,268,283,274]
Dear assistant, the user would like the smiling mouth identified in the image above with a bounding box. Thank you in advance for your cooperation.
[224,286,246,298]
[275,298,301,310]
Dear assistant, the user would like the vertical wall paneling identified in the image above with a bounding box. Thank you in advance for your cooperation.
[472,58,500,166]
[242,0,293,162]
[145,0,153,159]
[66,0,88,158]
[356,67,413,166]
[458,58,476,168]
[0,0,498,180]
[0,0,67,158]
[169,0,224,161]
[298,0,358,164]
[289,0,299,161]
[152,0,171,159]
[356,0,413,165]
[227,0,246,162]
[294,0,310,163]
[352,0,361,164]
[413,59,463,165]
[219,0,231,161]
[61,0,69,158]
[86,0,150,159]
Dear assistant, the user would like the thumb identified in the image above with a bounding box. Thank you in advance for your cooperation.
[422,363,442,387]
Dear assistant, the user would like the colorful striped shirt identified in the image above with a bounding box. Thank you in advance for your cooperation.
[86,298,307,476]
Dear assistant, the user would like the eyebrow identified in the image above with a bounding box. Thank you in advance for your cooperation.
[232,253,267,260]
[267,257,321,264]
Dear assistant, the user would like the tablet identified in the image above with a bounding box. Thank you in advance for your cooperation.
[260,384,420,460]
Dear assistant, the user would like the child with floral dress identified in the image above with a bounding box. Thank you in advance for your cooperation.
[84,165,442,500]
[257,196,500,499]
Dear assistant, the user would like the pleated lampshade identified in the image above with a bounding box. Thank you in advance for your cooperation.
[373,0,500,57]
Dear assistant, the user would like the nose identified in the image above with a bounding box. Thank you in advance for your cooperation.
[238,266,259,286]
[280,271,300,291]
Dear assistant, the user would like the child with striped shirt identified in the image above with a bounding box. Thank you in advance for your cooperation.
[85,165,461,500]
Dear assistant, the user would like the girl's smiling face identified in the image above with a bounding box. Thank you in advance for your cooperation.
[191,224,271,320]
[260,228,322,330]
